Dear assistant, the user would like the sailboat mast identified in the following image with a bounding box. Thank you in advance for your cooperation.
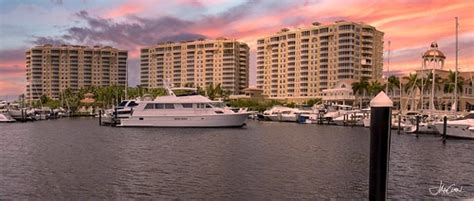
[385,41,390,93]
[420,53,424,111]
[454,17,459,116]
[125,62,128,100]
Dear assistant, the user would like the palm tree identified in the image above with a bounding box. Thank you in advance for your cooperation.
[443,70,464,94]
[352,78,369,108]
[368,80,385,97]
[403,73,420,93]
[387,75,400,97]
[148,88,166,99]
[444,70,464,109]
[403,73,422,111]
[206,83,216,100]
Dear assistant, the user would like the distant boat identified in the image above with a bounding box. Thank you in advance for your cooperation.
[433,112,474,139]
[324,104,352,123]
[333,110,366,126]
[403,114,439,134]
[0,113,16,123]
[118,86,250,127]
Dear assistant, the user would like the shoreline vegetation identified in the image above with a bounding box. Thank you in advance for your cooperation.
[12,69,464,116]
[18,83,322,115]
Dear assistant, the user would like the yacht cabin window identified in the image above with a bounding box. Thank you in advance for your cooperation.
[196,103,206,108]
[128,101,139,107]
[144,103,154,109]
[195,103,212,108]
[144,103,175,109]
[118,101,128,107]
[182,103,193,108]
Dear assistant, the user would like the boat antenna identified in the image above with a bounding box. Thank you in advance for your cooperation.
[163,79,175,96]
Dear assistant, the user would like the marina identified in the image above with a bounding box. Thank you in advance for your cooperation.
[0,1,473,199]
[0,117,473,199]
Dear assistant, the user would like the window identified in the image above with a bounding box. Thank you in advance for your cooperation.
[129,101,139,107]
[155,103,164,109]
[182,103,193,108]
[144,103,154,109]
[165,104,175,109]
[206,104,213,108]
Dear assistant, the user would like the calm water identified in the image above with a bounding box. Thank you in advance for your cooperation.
[0,118,473,200]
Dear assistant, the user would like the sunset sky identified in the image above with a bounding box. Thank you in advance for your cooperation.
[0,0,473,99]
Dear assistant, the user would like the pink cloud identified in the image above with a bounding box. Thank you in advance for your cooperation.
[104,3,145,18]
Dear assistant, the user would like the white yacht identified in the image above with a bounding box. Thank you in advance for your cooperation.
[278,108,303,122]
[118,87,250,127]
[0,113,16,123]
[323,104,352,123]
[433,112,474,139]
[110,100,140,119]
[262,106,304,122]
[403,118,439,134]
[333,110,366,126]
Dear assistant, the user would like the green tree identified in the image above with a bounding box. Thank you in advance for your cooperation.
[206,83,217,100]
[443,70,464,94]
[403,73,420,93]
[368,80,385,96]
[306,98,322,106]
[387,75,400,97]
[352,78,369,108]
[148,88,166,99]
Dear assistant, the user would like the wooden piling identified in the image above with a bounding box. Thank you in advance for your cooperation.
[99,110,102,126]
[442,116,447,144]
[369,92,393,201]
[397,114,401,134]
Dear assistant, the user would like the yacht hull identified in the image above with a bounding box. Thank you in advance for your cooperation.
[0,113,16,123]
[119,113,250,127]
[434,123,474,139]
[404,123,439,134]
[279,114,297,122]
[265,115,279,121]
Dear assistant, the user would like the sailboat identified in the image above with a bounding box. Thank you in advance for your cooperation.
[432,17,474,139]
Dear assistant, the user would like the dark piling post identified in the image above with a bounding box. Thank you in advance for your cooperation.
[318,112,322,124]
[397,114,401,134]
[442,116,447,144]
[369,92,393,201]
[114,107,118,126]
[99,110,102,126]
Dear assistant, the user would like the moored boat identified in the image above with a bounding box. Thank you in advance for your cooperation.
[433,112,474,139]
[118,86,250,127]
[0,113,16,123]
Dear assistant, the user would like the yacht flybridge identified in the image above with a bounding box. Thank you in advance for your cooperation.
[117,85,250,127]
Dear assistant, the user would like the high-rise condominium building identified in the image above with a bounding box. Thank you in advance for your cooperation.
[256,21,384,100]
[140,38,249,95]
[26,44,128,101]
